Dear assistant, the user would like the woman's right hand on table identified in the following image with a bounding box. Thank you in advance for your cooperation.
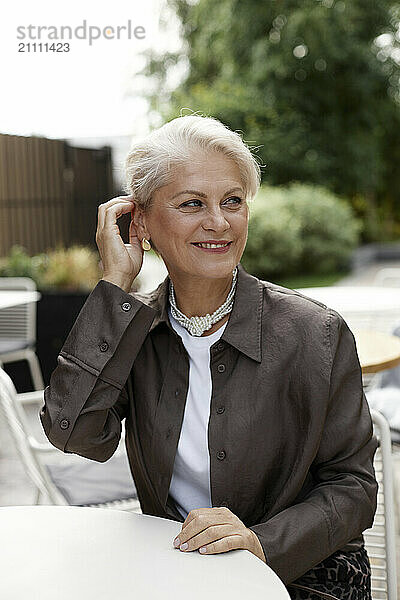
[96,196,144,293]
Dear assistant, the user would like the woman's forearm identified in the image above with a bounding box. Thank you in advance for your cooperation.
[39,279,155,459]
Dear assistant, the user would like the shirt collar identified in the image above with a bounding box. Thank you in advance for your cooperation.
[131,262,263,362]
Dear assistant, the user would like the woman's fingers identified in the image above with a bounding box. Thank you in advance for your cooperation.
[179,508,231,541]
[197,534,245,555]
[180,506,228,531]
[102,199,134,231]
[95,194,143,288]
[97,196,133,232]
[172,507,266,563]
[176,523,235,552]
[174,506,250,555]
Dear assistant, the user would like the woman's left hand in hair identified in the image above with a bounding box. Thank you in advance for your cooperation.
[172,507,266,563]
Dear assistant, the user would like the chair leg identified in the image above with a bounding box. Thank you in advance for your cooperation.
[391,450,400,535]
[34,488,41,505]
[25,350,44,391]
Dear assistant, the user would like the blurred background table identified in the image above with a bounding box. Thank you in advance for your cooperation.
[295,286,400,335]
[296,286,400,390]
[0,505,290,600]
[353,329,400,375]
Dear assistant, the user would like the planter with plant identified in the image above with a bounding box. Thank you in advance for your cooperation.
[0,244,140,391]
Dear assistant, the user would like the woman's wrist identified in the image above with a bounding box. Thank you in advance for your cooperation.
[101,275,133,294]
[246,529,267,563]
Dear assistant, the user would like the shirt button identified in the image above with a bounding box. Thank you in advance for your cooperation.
[121,302,131,311]
[217,342,224,351]
[217,450,226,461]
[217,364,226,373]
[175,390,179,397]
[216,406,225,414]
[99,342,109,352]
[60,419,70,430]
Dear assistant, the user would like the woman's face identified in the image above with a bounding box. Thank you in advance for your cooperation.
[137,151,249,280]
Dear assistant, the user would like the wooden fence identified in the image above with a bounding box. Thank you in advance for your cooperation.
[0,133,115,256]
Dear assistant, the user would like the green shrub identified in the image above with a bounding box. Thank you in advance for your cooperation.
[243,199,303,278]
[35,245,103,291]
[0,244,143,292]
[0,244,102,292]
[242,183,361,280]
[0,245,41,280]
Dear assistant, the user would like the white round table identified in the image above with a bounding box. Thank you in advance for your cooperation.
[0,506,290,600]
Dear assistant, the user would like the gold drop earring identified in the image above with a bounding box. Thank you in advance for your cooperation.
[141,238,151,251]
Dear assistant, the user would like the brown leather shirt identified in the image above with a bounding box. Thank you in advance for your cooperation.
[39,262,378,584]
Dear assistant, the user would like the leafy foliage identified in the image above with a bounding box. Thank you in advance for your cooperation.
[0,245,103,292]
[241,183,361,279]
[142,0,400,241]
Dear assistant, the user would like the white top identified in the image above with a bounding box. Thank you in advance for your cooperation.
[168,304,227,519]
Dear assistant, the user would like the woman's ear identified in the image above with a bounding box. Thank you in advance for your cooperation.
[132,203,149,240]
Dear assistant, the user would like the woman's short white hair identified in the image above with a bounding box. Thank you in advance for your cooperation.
[124,114,262,211]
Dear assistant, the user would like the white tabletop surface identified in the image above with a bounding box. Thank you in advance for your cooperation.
[0,506,290,600]
[295,286,400,313]
[0,290,41,309]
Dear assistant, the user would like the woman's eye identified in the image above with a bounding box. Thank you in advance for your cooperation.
[225,196,242,205]
[180,196,242,208]
[181,199,202,208]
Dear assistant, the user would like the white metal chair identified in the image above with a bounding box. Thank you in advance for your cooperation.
[0,366,141,512]
[364,409,398,600]
[0,277,44,390]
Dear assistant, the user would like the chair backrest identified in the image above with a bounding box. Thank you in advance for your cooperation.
[0,367,65,504]
[0,277,37,342]
[364,409,398,600]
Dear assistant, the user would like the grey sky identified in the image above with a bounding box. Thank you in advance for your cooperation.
[0,0,181,139]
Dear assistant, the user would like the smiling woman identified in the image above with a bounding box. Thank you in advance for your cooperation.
[130,151,249,321]
[40,114,378,600]
[123,115,260,324]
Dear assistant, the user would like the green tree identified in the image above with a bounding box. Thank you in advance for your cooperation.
[142,0,400,241]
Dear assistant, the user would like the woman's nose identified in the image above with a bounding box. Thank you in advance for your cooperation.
[201,208,230,231]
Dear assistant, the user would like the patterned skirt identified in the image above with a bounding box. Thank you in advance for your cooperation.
[286,545,371,600]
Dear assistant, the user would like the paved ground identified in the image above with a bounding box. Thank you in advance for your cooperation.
[335,260,400,287]
[1,256,399,594]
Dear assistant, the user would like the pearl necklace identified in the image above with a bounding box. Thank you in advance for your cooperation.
[168,267,238,337]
